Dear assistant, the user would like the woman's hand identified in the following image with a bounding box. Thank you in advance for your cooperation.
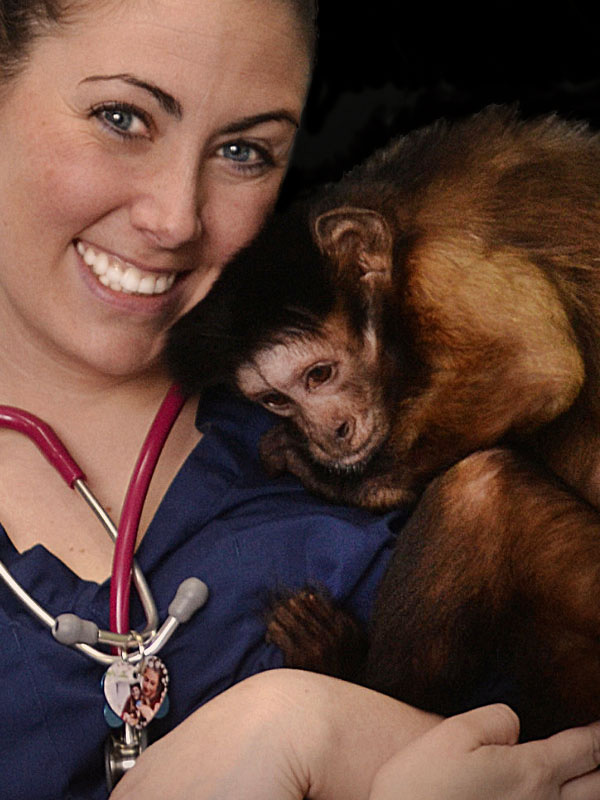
[370,703,600,800]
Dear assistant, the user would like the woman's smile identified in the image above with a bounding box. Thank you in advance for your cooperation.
[76,240,179,296]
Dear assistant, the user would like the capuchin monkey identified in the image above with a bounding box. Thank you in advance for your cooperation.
[167,106,600,739]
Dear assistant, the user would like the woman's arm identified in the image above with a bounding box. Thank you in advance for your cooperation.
[110,669,438,800]
[110,669,600,800]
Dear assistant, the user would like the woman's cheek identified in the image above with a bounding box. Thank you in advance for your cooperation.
[34,144,131,231]
[205,180,280,264]
[177,191,273,310]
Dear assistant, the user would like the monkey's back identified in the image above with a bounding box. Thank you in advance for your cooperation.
[320,106,600,253]
[313,105,600,344]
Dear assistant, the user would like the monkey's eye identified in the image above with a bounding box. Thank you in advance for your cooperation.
[305,363,334,390]
[260,392,291,411]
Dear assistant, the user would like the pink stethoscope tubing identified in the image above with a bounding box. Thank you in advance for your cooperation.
[0,383,186,636]
[109,383,186,634]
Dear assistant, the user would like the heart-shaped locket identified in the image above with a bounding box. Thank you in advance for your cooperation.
[103,655,169,730]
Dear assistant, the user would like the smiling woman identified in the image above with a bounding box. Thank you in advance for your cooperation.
[3,2,600,800]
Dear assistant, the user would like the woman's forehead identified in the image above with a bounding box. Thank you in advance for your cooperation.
[42,0,311,116]
[61,0,313,64]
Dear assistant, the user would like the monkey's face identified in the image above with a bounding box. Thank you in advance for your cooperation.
[236,312,391,471]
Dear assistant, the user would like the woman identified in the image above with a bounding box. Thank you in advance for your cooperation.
[0,2,336,796]
[0,2,599,799]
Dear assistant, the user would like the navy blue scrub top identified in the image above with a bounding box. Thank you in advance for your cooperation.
[0,389,400,800]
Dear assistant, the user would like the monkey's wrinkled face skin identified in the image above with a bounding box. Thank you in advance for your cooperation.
[236,313,391,470]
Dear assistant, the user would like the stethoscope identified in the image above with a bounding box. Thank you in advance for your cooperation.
[0,385,209,789]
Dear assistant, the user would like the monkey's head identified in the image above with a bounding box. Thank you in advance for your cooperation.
[167,199,403,473]
[236,203,404,471]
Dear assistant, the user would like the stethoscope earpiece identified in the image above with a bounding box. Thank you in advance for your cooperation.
[51,576,209,658]
[52,613,99,646]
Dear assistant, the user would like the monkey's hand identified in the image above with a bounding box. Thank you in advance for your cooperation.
[266,588,368,683]
[259,423,331,492]
[258,422,300,476]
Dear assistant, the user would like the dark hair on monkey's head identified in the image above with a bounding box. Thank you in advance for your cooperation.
[166,200,337,396]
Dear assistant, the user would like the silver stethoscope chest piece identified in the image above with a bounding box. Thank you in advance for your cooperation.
[105,725,148,793]
[0,387,209,790]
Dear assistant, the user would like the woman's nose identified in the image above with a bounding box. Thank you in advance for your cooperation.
[129,160,202,248]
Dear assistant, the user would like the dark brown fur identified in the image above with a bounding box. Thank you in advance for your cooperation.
[167,106,600,738]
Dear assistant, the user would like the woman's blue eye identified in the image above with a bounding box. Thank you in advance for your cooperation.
[218,141,274,174]
[91,103,150,138]
[103,108,134,131]
[223,143,254,162]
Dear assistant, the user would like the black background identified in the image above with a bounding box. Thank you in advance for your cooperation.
[284,5,600,197]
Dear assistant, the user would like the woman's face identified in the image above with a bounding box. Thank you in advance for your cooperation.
[0,0,309,379]
[142,667,160,699]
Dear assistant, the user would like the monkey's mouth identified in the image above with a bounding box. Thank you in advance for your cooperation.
[325,459,371,477]
[312,435,386,477]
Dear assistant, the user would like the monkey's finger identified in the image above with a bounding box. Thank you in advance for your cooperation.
[269,591,331,637]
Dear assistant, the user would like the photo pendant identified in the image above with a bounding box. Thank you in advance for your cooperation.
[103,655,169,730]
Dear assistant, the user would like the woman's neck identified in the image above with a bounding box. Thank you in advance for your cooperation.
[0,322,171,420]
[0,344,201,582]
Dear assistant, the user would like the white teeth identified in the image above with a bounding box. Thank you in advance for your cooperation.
[83,248,96,267]
[75,241,177,296]
[106,263,122,284]
[122,267,143,293]
[96,252,110,276]
[154,275,168,294]
[138,275,157,295]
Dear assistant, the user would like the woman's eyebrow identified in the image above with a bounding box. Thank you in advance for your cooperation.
[220,111,300,134]
[80,77,298,132]
[80,74,183,119]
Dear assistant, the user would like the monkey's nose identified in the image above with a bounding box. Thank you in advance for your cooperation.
[335,420,353,440]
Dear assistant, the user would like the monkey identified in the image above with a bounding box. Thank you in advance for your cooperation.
[166,105,600,738]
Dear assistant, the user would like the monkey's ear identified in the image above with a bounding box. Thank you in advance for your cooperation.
[313,207,393,287]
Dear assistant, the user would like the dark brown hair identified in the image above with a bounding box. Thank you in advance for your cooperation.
[0,0,61,80]
[0,0,318,83]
